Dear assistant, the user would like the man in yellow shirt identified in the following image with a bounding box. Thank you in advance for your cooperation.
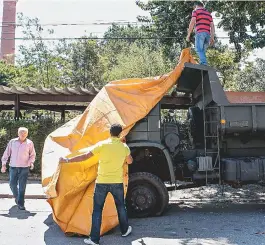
[59,124,133,245]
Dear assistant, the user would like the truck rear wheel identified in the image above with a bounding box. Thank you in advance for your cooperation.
[126,172,169,218]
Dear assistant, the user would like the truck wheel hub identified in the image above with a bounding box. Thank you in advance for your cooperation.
[131,187,153,210]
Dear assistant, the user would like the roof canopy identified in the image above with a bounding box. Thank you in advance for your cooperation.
[0,85,98,111]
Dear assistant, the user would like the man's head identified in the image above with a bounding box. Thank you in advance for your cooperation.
[18,127,28,141]
[110,124,123,137]
[193,1,204,9]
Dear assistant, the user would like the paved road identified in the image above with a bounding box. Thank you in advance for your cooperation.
[1,199,265,245]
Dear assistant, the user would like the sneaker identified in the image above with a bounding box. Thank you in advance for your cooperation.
[122,226,132,237]
[84,238,99,245]
[18,205,25,210]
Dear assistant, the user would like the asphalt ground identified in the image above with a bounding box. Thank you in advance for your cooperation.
[1,199,265,245]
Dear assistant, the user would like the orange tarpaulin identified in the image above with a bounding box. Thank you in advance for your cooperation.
[41,48,196,236]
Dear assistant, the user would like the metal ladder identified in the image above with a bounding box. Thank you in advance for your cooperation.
[201,70,221,185]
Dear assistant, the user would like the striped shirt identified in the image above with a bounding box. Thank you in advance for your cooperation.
[192,7,213,34]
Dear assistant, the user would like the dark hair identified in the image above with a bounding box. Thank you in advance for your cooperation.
[110,124,123,137]
[193,1,204,7]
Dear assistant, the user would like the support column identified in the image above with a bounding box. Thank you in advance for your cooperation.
[61,109,65,123]
[14,94,20,120]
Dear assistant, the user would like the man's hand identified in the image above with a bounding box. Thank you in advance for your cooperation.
[30,164,34,170]
[120,136,126,143]
[59,157,68,163]
[1,165,6,173]
[210,37,215,46]
[186,35,191,42]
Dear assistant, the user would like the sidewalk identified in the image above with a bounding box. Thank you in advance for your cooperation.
[1,180,265,203]
[0,180,46,199]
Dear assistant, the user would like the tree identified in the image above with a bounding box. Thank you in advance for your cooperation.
[17,14,105,88]
[16,13,81,88]
[70,39,103,88]
[206,1,265,61]
[0,61,21,85]
[104,42,173,82]
[207,46,240,89]
[137,1,192,52]
[137,1,265,61]
[235,59,265,91]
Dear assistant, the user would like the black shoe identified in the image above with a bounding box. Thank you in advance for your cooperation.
[15,199,18,205]
[18,205,25,210]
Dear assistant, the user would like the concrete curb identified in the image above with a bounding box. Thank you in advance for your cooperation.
[1,194,265,204]
[0,176,41,182]
[0,194,47,199]
[169,199,265,204]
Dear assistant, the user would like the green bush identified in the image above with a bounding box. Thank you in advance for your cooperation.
[0,119,64,174]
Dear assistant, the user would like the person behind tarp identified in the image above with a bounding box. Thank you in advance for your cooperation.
[1,127,36,210]
[186,1,215,65]
[59,124,133,245]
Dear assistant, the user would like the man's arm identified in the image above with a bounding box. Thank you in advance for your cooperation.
[28,142,36,170]
[1,141,12,173]
[126,154,133,165]
[60,151,94,163]
[186,17,196,42]
[60,142,102,164]
[210,22,215,45]
[124,144,133,165]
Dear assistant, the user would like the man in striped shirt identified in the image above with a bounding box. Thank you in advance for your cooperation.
[186,1,215,65]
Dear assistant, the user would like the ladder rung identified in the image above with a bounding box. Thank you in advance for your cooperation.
[206,152,219,154]
[205,135,218,138]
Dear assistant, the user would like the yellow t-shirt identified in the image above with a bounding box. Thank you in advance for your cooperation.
[91,137,130,184]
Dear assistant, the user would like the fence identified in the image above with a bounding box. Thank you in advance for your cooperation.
[0,119,64,175]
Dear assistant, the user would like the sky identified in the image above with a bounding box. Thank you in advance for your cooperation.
[1,0,150,42]
[0,0,264,60]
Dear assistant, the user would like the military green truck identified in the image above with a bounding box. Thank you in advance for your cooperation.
[126,63,265,218]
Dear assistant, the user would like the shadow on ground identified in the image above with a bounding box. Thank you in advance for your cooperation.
[43,203,265,245]
[0,205,36,220]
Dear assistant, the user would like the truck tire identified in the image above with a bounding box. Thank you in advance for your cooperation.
[126,172,169,218]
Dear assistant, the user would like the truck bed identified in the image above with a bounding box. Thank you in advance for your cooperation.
[226,91,265,104]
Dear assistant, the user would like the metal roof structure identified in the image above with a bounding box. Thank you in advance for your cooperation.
[0,85,98,95]
[0,85,193,120]
[0,84,98,106]
[0,85,98,120]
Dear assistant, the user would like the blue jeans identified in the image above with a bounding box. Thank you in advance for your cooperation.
[9,167,29,207]
[90,183,129,244]
[195,32,210,65]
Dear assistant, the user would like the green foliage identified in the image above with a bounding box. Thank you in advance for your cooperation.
[103,42,173,82]
[70,39,104,88]
[0,7,264,95]
[101,24,177,82]
[137,1,265,61]
[235,59,265,91]
[207,47,239,89]
[17,13,65,87]
[207,1,265,61]
[0,61,22,85]
[0,119,63,174]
